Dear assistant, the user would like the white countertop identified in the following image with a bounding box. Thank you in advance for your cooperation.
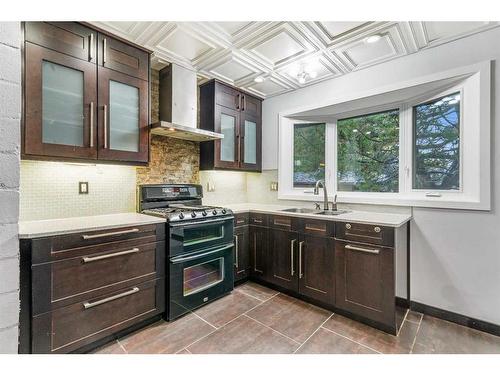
[19,213,165,239]
[224,203,411,227]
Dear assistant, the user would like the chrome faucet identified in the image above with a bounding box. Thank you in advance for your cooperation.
[314,180,329,211]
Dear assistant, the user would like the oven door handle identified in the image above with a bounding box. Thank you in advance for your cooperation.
[170,243,234,264]
[169,218,232,228]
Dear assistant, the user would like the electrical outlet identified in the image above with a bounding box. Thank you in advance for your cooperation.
[270,181,278,191]
[79,181,89,194]
[206,182,215,192]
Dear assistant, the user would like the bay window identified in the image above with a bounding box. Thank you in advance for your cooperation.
[278,61,490,210]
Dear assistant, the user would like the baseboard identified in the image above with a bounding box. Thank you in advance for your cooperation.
[396,296,410,308]
[410,301,500,337]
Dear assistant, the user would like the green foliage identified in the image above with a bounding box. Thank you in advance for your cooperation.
[414,93,460,190]
[337,110,399,192]
[293,123,325,187]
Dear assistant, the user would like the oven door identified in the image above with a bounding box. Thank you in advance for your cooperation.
[169,217,234,257]
[168,243,234,320]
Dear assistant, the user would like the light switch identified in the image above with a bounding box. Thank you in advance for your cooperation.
[270,181,278,191]
[79,181,89,194]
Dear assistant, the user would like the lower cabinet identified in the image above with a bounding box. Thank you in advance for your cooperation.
[335,240,395,328]
[298,234,335,305]
[269,228,298,290]
[233,225,250,282]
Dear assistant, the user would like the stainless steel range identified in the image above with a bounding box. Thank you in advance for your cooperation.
[138,184,234,320]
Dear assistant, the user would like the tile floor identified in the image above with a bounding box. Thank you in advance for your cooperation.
[92,281,500,354]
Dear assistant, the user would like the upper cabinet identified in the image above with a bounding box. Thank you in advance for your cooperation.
[199,80,262,172]
[22,22,150,165]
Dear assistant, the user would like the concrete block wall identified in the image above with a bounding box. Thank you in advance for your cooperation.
[0,22,21,354]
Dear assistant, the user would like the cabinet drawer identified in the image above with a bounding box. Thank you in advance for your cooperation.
[269,215,299,231]
[32,241,165,315]
[31,224,165,263]
[32,278,164,354]
[234,213,249,227]
[336,222,394,247]
[98,34,149,80]
[249,213,269,226]
[299,218,335,237]
[25,22,97,63]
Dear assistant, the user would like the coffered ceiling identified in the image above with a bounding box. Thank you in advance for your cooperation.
[90,21,498,98]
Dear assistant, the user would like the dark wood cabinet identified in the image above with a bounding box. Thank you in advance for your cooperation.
[200,80,262,172]
[24,22,97,63]
[249,224,269,281]
[98,33,149,81]
[335,240,394,328]
[97,67,149,163]
[269,228,299,290]
[234,225,250,282]
[298,234,335,305]
[20,223,166,354]
[22,22,151,165]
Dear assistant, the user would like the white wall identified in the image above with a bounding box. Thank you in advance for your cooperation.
[0,22,21,353]
[262,27,500,325]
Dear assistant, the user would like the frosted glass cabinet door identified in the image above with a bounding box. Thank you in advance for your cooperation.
[109,80,140,152]
[42,61,85,147]
[243,120,257,165]
[220,113,236,162]
[24,42,97,159]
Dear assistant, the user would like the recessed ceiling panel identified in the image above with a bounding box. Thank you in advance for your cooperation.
[424,21,490,42]
[252,31,304,65]
[209,58,256,83]
[213,22,252,37]
[317,21,367,38]
[157,27,215,63]
[344,35,395,66]
[246,78,289,97]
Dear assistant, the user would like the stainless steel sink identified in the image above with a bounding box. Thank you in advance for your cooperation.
[280,207,320,214]
[315,210,348,216]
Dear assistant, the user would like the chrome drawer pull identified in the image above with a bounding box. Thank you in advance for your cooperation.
[374,226,381,233]
[253,219,263,223]
[305,225,326,232]
[345,244,380,254]
[299,241,304,278]
[345,223,352,230]
[236,220,245,224]
[83,287,139,309]
[274,221,290,227]
[82,228,139,240]
[82,248,140,263]
[234,235,239,267]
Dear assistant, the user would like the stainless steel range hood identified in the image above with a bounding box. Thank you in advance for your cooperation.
[150,63,223,142]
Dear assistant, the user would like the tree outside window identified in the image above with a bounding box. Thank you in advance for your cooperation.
[293,123,325,188]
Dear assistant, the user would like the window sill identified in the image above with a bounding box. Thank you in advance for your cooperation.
[278,192,490,211]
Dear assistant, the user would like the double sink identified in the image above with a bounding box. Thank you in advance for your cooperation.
[281,207,348,216]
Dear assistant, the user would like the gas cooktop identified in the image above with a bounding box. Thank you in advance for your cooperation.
[141,205,231,222]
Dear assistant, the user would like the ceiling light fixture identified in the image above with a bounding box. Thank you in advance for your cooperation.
[365,35,381,44]
[292,63,318,85]
[254,76,265,83]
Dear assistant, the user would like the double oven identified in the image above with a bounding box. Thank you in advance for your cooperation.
[138,183,234,321]
[168,216,234,319]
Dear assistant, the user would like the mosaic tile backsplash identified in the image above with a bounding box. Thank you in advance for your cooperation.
[20,161,137,221]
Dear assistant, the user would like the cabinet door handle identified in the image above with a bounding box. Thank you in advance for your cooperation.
[235,93,240,109]
[82,248,139,263]
[290,239,296,276]
[299,241,304,279]
[241,95,245,111]
[234,235,239,267]
[83,287,139,309]
[89,33,94,61]
[253,219,263,224]
[103,38,107,63]
[237,134,241,164]
[89,101,94,148]
[82,228,139,240]
[345,244,380,254]
[103,104,108,148]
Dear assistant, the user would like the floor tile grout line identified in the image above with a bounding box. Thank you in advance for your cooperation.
[179,292,282,353]
[293,313,334,354]
[320,326,383,354]
[409,313,424,354]
[116,339,128,354]
[242,313,302,346]
[235,288,272,303]
[191,311,218,330]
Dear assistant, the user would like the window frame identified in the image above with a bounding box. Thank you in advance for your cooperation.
[277,61,491,210]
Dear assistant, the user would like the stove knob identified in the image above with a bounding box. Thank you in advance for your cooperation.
[178,213,184,220]
[212,210,217,215]
[202,210,207,216]
[222,209,227,214]
[191,212,197,218]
